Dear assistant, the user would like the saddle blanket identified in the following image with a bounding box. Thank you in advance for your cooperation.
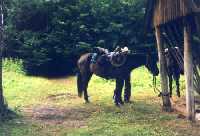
[91,53,98,63]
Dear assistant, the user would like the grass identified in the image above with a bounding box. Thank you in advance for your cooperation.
[0,59,199,136]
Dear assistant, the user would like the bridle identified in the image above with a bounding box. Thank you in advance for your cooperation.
[146,54,163,97]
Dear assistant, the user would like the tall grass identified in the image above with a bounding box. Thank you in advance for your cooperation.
[3,58,25,74]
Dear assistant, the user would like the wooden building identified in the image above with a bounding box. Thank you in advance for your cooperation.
[145,0,200,121]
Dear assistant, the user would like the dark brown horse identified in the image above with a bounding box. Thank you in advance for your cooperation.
[165,47,184,97]
[77,51,159,106]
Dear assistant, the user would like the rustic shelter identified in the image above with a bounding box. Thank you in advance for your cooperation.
[145,0,200,121]
[146,0,200,29]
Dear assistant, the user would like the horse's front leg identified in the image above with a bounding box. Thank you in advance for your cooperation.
[114,78,124,106]
[124,75,131,103]
[175,75,180,97]
[168,75,173,97]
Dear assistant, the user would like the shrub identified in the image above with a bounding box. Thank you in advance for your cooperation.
[3,58,25,74]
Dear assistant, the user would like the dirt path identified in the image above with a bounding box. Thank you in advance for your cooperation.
[21,76,96,128]
[23,105,94,128]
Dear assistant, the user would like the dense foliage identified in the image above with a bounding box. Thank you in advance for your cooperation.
[3,0,156,76]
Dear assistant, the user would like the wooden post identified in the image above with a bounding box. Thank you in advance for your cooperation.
[0,0,6,116]
[184,23,195,121]
[155,26,172,112]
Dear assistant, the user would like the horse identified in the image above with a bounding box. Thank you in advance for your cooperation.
[77,48,159,106]
[164,47,184,97]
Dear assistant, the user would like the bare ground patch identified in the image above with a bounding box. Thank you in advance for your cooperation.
[21,91,93,128]
[171,96,200,121]
[171,97,187,118]
[46,92,77,101]
[23,105,96,128]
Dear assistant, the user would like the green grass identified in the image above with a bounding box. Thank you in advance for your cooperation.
[0,59,198,136]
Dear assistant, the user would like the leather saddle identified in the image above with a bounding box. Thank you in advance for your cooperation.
[92,46,130,67]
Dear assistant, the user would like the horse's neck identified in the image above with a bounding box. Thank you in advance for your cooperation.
[126,54,147,69]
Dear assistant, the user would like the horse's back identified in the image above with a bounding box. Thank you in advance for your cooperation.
[78,53,91,65]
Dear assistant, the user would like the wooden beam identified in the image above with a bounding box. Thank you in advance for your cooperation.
[184,22,195,121]
[155,26,172,112]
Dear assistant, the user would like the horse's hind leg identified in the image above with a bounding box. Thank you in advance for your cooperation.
[82,73,92,103]
[124,75,131,103]
[175,75,180,97]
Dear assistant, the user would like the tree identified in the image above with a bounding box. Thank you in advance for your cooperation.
[5,0,151,76]
[0,0,7,117]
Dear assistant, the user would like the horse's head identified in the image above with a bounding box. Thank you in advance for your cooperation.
[145,53,159,76]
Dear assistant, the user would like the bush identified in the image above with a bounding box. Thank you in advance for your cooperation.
[3,58,25,74]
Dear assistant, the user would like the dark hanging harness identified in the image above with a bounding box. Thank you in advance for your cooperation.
[152,77,171,97]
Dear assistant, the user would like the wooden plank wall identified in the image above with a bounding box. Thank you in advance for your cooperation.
[153,0,194,26]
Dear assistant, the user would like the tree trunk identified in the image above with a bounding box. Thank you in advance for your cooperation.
[0,0,5,114]
[155,26,172,112]
[184,22,195,121]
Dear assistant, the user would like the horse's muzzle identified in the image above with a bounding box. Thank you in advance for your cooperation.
[153,69,159,76]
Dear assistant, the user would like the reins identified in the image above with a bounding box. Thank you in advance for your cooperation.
[152,76,162,97]
[146,54,163,97]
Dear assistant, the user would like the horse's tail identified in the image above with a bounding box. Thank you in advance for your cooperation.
[77,71,83,97]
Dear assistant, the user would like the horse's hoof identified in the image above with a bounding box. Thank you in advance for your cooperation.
[115,103,122,107]
[78,93,82,97]
[78,94,82,98]
[115,104,120,107]
[85,100,90,103]
[119,101,124,105]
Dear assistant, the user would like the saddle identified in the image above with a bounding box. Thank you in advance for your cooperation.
[91,46,130,67]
